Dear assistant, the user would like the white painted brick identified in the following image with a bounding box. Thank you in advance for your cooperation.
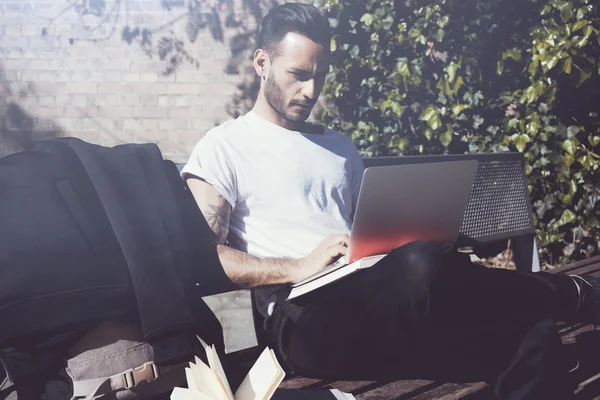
[140,72,158,82]
[65,83,98,94]
[103,71,122,82]
[35,82,62,94]
[158,96,170,107]
[134,83,167,94]
[70,71,94,82]
[21,71,38,81]
[103,95,122,106]
[141,95,158,106]
[133,107,168,119]
[98,106,133,118]
[159,120,190,130]
[176,71,211,83]
[121,94,141,106]
[99,83,133,94]
[34,107,60,118]
[169,108,192,118]
[176,96,192,107]
[123,119,143,131]
[38,96,55,106]
[142,119,159,130]
[69,95,90,107]
[123,72,140,82]
[193,119,212,131]
[167,84,200,95]
[6,25,21,36]
[137,131,168,142]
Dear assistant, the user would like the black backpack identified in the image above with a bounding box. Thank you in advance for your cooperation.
[0,138,237,399]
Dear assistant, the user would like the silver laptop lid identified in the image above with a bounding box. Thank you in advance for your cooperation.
[347,160,478,263]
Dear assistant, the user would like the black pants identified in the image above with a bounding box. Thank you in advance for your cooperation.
[267,241,576,400]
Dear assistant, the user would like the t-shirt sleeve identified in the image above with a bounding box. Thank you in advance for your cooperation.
[180,132,238,208]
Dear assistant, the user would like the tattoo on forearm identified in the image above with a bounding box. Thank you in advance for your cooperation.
[204,197,230,244]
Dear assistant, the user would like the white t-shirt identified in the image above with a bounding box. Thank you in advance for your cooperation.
[181,111,364,259]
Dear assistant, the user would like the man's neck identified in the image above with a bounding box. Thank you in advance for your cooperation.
[252,98,323,134]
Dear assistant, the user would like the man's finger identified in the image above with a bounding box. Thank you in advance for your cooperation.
[327,234,350,245]
[330,244,347,257]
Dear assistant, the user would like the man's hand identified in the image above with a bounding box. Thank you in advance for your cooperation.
[292,234,350,283]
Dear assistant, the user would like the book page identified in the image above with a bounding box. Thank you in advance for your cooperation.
[206,344,235,400]
[330,389,357,400]
[186,358,229,400]
[171,387,203,400]
[287,255,385,300]
[291,255,348,288]
[234,348,285,400]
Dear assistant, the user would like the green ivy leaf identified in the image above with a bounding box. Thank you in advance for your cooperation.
[451,104,465,116]
[429,114,442,130]
[419,105,437,122]
[562,57,572,74]
[528,59,539,76]
[502,48,522,61]
[440,124,453,147]
[446,62,458,83]
[560,179,578,204]
[387,134,401,147]
[512,133,531,152]
[554,209,577,228]
[545,54,560,71]
[424,128,433,141]
[562,138,580,155]
[508,118,520,130]
[577,67,592,87]
[390,101,403,116]
[497,60,504,76]
[452,76,464,95]
[564,153,575,168]
[589,135,600,147]
[577,154,597,170]
[397,60,410,77]
[572,19,590,32]
[360,13,374,27]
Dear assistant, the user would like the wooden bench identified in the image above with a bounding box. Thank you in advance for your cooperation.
[255,255,600,399]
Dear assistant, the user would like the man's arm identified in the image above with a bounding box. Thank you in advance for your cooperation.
[187,177,348,287]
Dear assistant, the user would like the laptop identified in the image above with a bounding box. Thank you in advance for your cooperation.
[289,159,479,293]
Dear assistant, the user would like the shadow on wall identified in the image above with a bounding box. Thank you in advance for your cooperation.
[38,0,279,120]
[0,64,64,158]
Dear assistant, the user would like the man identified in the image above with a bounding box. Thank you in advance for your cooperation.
[181,3,599,398]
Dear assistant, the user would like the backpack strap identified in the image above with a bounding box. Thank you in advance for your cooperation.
[71,361,187,400]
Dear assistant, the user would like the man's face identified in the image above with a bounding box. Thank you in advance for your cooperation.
[263,33,330,123]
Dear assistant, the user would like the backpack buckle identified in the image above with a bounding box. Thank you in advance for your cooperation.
[123,362,159,389]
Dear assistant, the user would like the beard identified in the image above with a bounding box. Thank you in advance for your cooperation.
[264,72,313,123]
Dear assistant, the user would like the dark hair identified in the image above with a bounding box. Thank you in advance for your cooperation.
[259,3,331,56]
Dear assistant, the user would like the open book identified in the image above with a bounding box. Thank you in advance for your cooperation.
[287,250,481,300]
[287,254,386,300]
[171,336,285,400]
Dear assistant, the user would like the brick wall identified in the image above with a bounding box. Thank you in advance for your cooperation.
[0,0,303,162]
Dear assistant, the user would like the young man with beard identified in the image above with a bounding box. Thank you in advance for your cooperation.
[182,3,600,399]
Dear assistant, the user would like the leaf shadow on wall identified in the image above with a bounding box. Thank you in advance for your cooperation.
[0,64,64,158]
[47,0,278,122]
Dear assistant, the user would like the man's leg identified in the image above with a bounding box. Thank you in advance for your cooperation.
[269,241,580,398]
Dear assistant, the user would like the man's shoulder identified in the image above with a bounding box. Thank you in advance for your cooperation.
[204,115,248,140]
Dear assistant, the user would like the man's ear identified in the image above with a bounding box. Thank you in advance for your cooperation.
[253,49,269,79]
